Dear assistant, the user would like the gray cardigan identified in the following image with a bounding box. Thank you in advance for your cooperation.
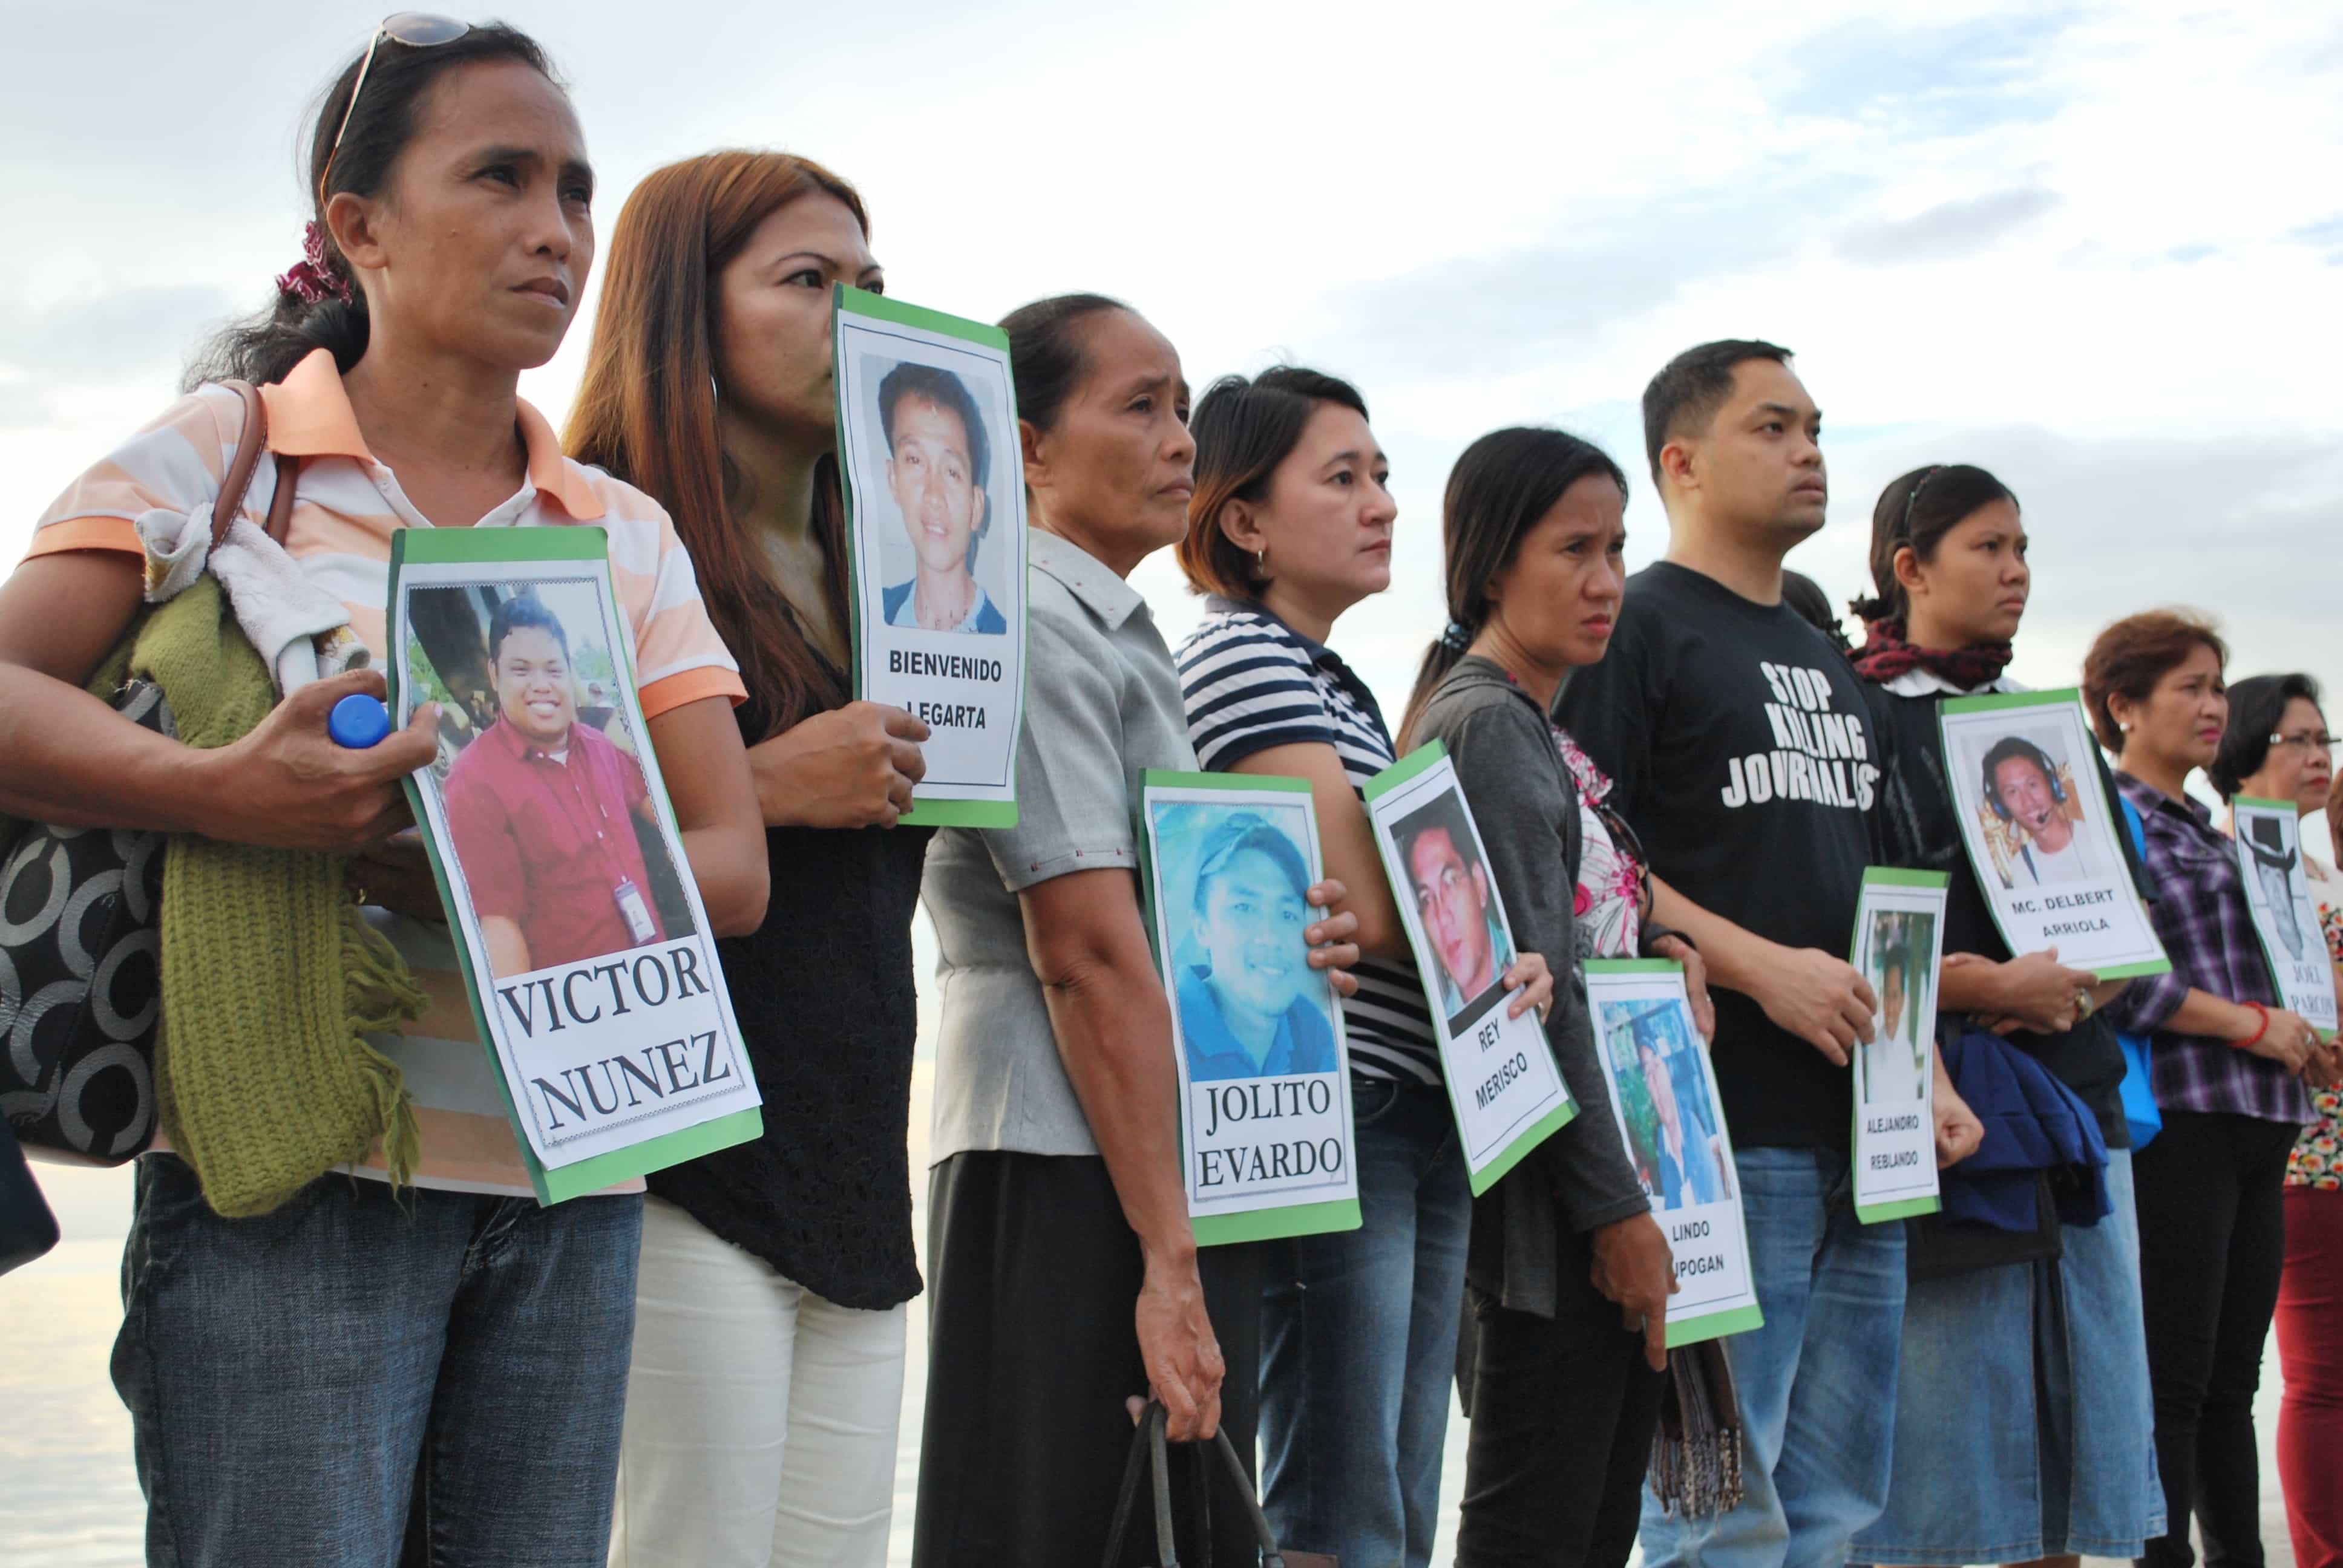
[1413,656,1650,1318]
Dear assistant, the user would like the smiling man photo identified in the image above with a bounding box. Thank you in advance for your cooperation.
[1175,813,1339,1082]
[442,589,670,977]
[1982,736,2099,887]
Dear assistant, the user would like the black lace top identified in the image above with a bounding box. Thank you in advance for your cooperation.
[644,678,933,1310]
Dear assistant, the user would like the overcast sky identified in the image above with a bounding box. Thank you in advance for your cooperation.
[4,0,2339,723]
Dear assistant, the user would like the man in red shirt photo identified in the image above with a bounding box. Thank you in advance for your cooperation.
[442,590,675,977]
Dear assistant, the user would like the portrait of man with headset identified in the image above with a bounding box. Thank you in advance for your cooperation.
[1979,734,2101,889]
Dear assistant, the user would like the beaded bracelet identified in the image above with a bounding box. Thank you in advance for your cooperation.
[2233,1001,2270,1050]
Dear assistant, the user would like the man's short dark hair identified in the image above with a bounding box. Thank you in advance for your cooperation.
[1641,339,1794,485]
[1396,792,1482,895]
[488,591,570,665]
[878,361,989,492]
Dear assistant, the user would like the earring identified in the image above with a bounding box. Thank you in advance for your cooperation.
[1255,547,1267,572]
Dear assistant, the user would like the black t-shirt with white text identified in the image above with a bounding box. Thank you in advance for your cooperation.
[1555,561,1881,1149]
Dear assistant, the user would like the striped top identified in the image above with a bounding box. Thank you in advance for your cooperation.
[25,348,747,1197]
[1175,599,1441,1085]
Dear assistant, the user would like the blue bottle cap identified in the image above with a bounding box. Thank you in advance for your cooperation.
[329,693,393,750]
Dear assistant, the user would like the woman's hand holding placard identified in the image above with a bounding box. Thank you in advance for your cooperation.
[1301,878,1363,999]
[748,699,928,829]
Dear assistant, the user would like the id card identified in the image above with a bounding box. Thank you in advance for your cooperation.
[613,877,657,946]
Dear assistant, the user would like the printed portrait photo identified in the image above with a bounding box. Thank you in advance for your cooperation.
[1149,801,1340,1084]
[403,580,695,981]
[2238,806,2315,965]
[861,353,1010,637]
[1392,789,1517,1034]
[1599,996,1732,1213]
[1860,909,1935,1106]
[1961,725,2105,892]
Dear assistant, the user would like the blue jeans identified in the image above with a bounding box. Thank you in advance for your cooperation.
[110,1155,643,1567]
[1639,1146,1906,1568]
[1256,1076,1471,1568]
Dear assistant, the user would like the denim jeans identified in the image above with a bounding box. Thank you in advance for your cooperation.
[1638,1146,1906,1568]
[1256,1076,1472,1568]
[110,1155,643,1567]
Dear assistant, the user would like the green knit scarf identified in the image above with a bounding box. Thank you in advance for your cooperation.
[121,577,426,1217]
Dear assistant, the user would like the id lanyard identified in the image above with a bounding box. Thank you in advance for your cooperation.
[528,739,658,946]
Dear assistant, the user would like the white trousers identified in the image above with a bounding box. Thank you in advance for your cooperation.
[609,1196,908,1568]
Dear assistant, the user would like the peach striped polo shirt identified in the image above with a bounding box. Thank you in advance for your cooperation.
[24,348,747,1198]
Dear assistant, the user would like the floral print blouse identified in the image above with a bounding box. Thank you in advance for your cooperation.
[1557,727,1645,961]
[2287,851,2343,1189]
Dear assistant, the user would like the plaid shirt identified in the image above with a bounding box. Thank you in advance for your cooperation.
[2106,773,2313,1125]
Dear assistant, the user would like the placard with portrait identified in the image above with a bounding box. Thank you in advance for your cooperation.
[388,526,761,1204]
[834,286,1026,827]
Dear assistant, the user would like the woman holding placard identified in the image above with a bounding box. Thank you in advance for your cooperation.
[2209,673,2343,1568]
[1173,367,1555,1568]
[566,151,940,1567]
[0,24,768,1563]
[1845,463,2164,1566]
[1395,426,1703,1566]
[2090,613,2335,1568]
[911,296,1362,1567]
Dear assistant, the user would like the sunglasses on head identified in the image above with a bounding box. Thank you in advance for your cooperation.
[317,13,472,206]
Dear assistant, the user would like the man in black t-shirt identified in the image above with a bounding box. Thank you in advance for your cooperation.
[1555,340,1912,1568]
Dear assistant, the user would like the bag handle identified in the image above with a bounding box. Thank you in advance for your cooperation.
[1100,1402,1288,1568]
[211,380,301,550]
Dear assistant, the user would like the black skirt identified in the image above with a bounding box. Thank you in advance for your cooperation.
[911,1150,1263,1568]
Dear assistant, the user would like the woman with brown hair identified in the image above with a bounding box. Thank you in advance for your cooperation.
[2088,610,2338,1568]
[1172,367,1556,1568]
[565,151,932,1568]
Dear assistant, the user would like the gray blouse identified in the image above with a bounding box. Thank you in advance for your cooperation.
[922,528,1199,1164]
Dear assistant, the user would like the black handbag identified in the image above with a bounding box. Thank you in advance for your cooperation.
[0,381,297,1163]
[0,1117,60,1275]
[1101,1402,1314,1568]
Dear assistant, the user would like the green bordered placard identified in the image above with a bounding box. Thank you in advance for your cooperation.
[1846,867,1949,1224]
[1582,958,1763,1345]
[1936,687,2171,981]
[387,526,762,1204]
[1137,769,1360,1246]
[1359,737,1449,803]
[832,284,1026,829]
[1363,741,1581,1197]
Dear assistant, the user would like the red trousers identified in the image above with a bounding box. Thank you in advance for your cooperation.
[2279,1184,2343,1568]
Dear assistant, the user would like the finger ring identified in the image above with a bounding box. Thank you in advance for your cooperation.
[2073,987,2094,1019]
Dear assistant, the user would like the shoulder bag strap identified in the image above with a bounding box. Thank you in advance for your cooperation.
[209,381,304,549]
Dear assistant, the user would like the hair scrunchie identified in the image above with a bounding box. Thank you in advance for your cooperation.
[276,220,354,306]
[1438,619,1473,653]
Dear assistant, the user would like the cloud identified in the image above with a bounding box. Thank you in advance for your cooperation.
[0,381,51,428]
[1331,169,1875,379]
[1833,185,2063,266]
[0,285,240,385]
[2288,213,2343,265]
[1765,10,2082,138]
